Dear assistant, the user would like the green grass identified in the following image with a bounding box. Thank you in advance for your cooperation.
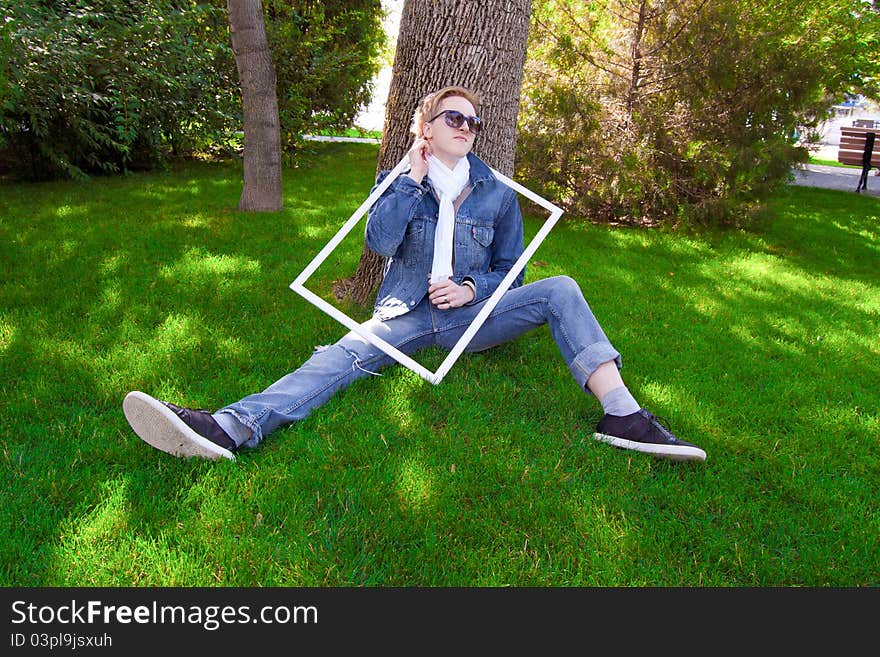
[308,127,382,140]
[809,156,861,169]
[1,142,878,586]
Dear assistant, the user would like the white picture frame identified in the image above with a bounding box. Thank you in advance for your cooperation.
[290,156,564,385]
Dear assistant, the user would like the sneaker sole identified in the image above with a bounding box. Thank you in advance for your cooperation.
[593,432,706,462]
[123,391,236,461]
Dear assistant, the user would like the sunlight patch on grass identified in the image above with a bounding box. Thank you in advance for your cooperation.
[396,458,436,512]
[831,219,880,247]
[30,335,93,384]
[54,204,84,219]
[579,504,633,561]
[827,325,880,358]
[728,253,829,294]
[638,380,676,408]
[724,252,807,292]
[691,295,723,318]
[299,223,336,239]
[380,372,427,432]
[181,214,212,229]
[54,497,214,585]
[706,251,879,319]
[60,239,77,256]
[97,319,173,390]
[153,313,204,352]
[213,334,247,361]
[604,229,652,249]
[158,248,262,294]
[72,479,130,540]
[727,323,806,358]
[133,183,190,204]
[663,384,727,444]
[98,253,125,276]
[99,280,122,312]
[52,478,132,583]
[851,283,880,315]
[0,315,14,353]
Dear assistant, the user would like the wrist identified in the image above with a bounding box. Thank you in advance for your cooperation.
[461,278,476,303]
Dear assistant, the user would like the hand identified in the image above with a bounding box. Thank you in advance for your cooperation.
[429,278,474,309]
[406,137,431,183]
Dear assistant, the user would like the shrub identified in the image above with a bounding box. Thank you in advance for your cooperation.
[517,0,880,228]
[262,0,386,151]
[0,1,234,180]
[0,0,386,180]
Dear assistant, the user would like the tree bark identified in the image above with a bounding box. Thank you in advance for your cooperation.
[334,0,532,305]
[625,1,648,116]
[227,0,283,211]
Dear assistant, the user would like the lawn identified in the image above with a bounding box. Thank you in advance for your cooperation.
[1,142,878,586]
[809,156,863,169]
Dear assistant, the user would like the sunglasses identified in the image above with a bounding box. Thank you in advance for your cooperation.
[428,109,484,135]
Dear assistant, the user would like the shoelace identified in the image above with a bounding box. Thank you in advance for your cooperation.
[642,410,677,441]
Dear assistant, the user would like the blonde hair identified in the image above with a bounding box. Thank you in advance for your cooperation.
[410,86,481,137]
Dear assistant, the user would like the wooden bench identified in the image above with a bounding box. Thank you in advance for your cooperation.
[838,126,879,192]
[852,119,878,129]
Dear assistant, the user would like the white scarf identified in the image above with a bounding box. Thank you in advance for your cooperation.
[427,154,470,284]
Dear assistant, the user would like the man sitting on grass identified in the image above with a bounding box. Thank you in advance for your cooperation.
[123,85,706,463]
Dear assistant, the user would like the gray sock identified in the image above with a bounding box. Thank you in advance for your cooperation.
[212,411,253,447]
[600,386,640,417]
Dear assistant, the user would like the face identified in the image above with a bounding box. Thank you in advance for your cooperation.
[422,95,478,167]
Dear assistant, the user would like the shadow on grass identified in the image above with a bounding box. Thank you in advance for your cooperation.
[542,190,879,447]
[1,148,878,585]
[0,148,383,584]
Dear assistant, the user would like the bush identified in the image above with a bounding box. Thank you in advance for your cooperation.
[517,0,880,228]
[0,0,386,180]
[0,1,234,180]
[262,0,386,151]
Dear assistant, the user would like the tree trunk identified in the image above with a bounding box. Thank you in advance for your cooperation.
[334,0,532,305]
[625,1,648,116]
[227,0,283,211]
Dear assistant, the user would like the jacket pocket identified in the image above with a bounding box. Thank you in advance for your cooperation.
[467,224,494,268]
[472,225,494,247]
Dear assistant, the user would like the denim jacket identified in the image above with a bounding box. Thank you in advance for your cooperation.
[365,153,525,320]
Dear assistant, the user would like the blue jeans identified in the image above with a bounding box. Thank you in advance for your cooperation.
[217,275,621,448]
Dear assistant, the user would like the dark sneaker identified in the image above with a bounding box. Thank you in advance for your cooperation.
[123,391,237,461]
[594,409,706,462]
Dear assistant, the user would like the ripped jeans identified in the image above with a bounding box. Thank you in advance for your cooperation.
[216,275,621,448]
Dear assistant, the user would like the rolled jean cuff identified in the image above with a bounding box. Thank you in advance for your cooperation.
[569,342,622,392]
[215,409,263,448]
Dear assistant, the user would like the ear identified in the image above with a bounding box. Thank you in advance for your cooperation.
[422,122,433,139]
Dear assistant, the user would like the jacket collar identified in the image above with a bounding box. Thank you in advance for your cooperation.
[466,152,496,186]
